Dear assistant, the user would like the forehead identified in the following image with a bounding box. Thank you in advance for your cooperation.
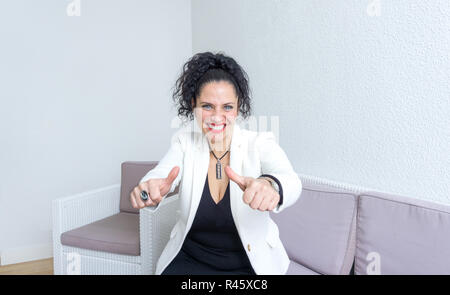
[198,81,238,104]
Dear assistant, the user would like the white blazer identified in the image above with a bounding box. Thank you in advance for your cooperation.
[140,118,302,275]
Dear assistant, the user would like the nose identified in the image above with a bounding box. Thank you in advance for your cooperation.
[210,109,226,122]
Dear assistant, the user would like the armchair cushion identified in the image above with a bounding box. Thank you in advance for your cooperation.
[60,212,140,256]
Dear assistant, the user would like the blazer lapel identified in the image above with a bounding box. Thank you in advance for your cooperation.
[229,124,244,233]
[186,116,209,229]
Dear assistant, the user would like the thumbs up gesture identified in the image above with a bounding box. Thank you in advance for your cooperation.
[130,166,180,209]
[225,166,280,211]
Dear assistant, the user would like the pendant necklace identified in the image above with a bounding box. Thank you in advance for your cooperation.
[211,150,229,179]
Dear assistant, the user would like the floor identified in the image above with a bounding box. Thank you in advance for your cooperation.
[0,258,53,275]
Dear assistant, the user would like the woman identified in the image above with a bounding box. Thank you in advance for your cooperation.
[130,52,302,275]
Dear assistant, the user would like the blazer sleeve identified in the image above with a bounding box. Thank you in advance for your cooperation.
[139,129,185,197]
[256,131,302,213]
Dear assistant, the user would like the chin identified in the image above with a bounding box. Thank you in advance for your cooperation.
[207,133,225,142]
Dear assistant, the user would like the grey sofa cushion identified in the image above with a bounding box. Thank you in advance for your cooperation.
[271,182,358,275]
[120,161,158,214]
[60,212,140,256]
[286,260,320,275]
[355,191,450,275]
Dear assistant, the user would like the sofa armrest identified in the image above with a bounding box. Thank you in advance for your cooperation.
[140,194,180,275]
[52,184,121,235]
[52,184,121,274]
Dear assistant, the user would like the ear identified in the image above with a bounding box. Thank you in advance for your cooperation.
[191,98,195,108]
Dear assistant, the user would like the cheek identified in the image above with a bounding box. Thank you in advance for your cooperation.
[201,110,211,123]
[193,107,207,122]
[226,110,238,122]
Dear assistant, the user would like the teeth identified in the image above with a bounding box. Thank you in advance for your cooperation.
[209,124,225,130]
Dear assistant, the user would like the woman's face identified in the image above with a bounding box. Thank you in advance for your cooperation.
[192,80,239,149]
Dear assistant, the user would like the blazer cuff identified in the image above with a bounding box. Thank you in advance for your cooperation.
[259,174,283,206]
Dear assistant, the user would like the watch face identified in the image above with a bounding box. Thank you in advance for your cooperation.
[272,181,279,192]
[269,179,279,192]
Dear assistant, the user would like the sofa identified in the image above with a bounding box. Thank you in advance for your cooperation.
[52,161,450,275]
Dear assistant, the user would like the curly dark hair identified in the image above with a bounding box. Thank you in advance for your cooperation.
[172,51,252,121]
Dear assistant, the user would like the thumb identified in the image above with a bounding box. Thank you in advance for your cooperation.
[164,166,180,186]
[224,165,247,191]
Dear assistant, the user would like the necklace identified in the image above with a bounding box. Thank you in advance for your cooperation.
[211,150,229,179]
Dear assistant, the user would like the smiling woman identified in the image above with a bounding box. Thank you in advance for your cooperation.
[133,51,302,275]
[194,81,238,152]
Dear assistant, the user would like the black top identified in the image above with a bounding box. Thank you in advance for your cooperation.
[180,174,255,272]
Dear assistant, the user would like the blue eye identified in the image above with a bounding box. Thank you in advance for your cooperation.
[224,105,233,110]
[202,105,212,110]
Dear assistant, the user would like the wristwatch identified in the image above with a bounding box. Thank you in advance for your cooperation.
[258,174,284,208]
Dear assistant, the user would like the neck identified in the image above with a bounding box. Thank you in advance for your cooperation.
[208,137,231,156]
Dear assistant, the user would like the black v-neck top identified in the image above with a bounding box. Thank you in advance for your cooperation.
[179,174,255,272]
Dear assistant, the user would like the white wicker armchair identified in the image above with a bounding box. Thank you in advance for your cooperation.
[52,162,180,275]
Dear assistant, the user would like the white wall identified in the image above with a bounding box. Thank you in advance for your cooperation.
[0,0,191,265]
[2,0,449,267]
[192,0,450,204]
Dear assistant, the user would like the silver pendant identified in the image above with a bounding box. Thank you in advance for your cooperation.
[216,161,222,179]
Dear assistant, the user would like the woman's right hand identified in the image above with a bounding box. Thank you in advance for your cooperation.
[130,166,180,209]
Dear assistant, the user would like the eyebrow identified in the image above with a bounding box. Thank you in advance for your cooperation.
[200,101,235,105]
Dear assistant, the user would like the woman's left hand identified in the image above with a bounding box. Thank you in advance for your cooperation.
[225,166,280,211]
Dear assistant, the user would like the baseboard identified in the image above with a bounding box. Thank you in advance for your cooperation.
[0,243,53,266]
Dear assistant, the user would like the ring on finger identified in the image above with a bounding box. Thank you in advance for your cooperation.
[140,190,149,201]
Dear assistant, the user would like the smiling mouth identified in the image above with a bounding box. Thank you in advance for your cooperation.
[206,123,226,133]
